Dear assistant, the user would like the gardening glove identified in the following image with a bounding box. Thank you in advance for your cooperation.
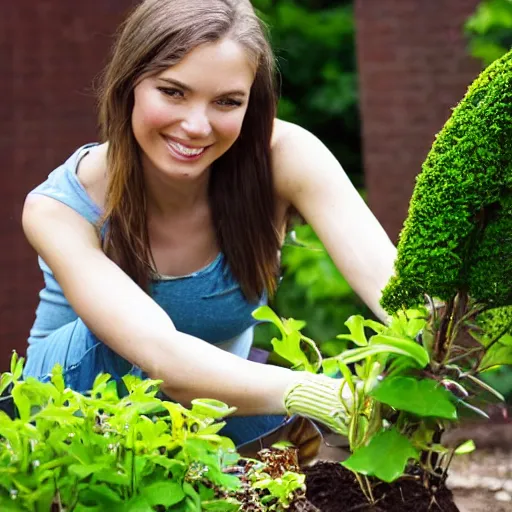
[283,372,353,436]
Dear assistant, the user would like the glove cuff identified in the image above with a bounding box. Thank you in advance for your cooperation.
[283,373,351,434]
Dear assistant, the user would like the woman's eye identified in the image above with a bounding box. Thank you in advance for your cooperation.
[216,98,243,108]
[158,87,184,98]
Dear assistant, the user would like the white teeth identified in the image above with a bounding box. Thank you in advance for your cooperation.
[167,139,206,156]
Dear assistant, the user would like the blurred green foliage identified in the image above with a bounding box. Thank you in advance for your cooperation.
[466,0,512,66]
[253,0,362,185]
[251,0,368,350]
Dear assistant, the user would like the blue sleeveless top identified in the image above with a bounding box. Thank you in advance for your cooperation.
[24,144,287,448]
[27,144,265,358]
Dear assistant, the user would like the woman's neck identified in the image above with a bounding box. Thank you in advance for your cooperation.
[143,165,211,218]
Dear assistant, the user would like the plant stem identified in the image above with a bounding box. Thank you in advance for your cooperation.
[130,427,136,496]
[440,449,456,483]
[434,297,454,364]
[54,475,63,511]
[441,292,468,366]
[446,347,482,365]
[354,472,373,504]
[364,475,375,503]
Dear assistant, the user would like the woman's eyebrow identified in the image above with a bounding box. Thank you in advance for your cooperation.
[158,77,247,97]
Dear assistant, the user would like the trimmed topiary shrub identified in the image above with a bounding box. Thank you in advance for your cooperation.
[381,49,512,313]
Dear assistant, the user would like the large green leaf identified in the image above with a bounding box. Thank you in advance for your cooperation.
[369,335,429,367]
[387,309,427,339]
[69,463,107,480]
[78,483,123,505]
[271,332,314,371]
[31,405,82,424]
[478,342,512,370]
[336,341,427,368]
[253,306,319,371]
[202,499,240,511]
[0,495,24,512]
[342,428,418,482]
[252,306,286,337]
[370,377,457,420]
[121,496,154,512]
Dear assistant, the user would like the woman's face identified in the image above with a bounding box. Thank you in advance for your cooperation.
[132,38,255,182]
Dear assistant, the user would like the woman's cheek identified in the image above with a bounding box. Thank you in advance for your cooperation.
[218,114,246,140]
[133,93,174,134]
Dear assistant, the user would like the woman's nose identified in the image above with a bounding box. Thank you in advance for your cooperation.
[181,108,212,138]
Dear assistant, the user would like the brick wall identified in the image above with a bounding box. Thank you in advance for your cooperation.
[0,0,486,370]
[355,0,482,242]
[0,1,135,369]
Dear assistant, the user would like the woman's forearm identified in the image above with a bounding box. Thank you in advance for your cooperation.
[339,240,396,324]
[150,330,302,415]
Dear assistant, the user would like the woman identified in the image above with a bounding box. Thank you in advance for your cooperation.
[22,0,396,446]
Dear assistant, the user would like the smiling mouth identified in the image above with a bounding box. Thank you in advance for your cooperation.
[164,137,210,158]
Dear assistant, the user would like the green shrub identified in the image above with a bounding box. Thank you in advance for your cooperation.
[381,49,512,313]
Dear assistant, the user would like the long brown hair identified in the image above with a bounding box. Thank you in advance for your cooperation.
[98,0,280,300]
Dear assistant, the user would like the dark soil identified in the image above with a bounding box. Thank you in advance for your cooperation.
[302,462,460,512]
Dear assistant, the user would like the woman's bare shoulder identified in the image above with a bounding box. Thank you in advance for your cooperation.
[271,118,298,148]
[271,118,314,163]
[270,119,316,199]
[76,142,109,209]
[270,119,307,227]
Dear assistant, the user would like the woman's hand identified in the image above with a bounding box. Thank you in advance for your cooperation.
[283,372,353,436]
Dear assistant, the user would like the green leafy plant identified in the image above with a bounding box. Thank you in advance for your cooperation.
[253,50,512,506]
[252,471,305,510]
[0,354,315,512]
[0,354,243,512]
[241,443,308,511]
[254,302,506,504]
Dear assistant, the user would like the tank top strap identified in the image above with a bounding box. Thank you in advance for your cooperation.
[29,143,103,225]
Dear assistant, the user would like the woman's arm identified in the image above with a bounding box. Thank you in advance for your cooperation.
[272,120,397,323]
[22,194,300,415]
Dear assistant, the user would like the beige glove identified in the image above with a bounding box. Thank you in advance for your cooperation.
[283,372,353,436]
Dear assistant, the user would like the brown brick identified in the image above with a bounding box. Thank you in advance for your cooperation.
[355,0,482,241]
[1,0,135,370]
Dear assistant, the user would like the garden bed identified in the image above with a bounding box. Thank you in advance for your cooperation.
[237,436,460,511]
[302,461,458,511]
[266,419,512,512]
